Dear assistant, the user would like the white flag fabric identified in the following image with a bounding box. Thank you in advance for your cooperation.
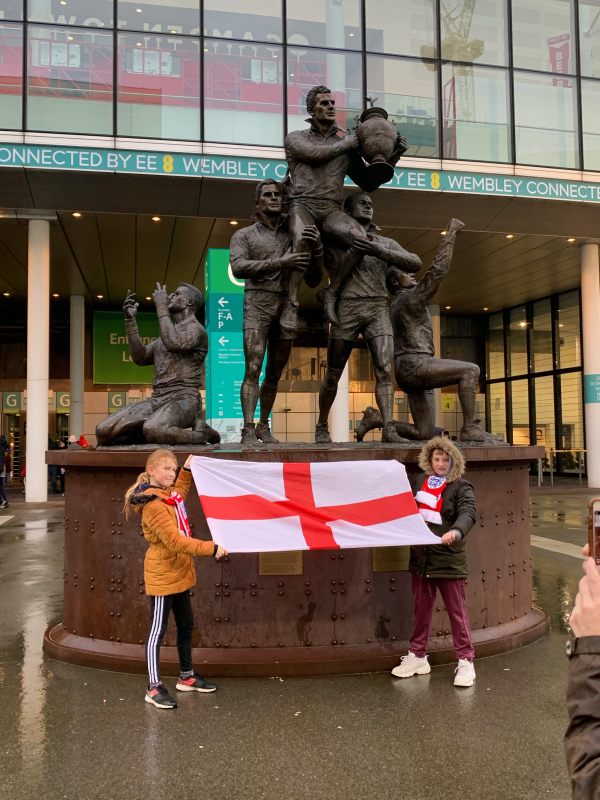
[190,456,439,553]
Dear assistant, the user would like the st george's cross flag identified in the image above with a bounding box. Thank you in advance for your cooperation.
[190,456,439,553]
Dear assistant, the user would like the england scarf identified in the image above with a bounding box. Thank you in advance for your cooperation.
[415,475,447,525]
[162,491,191,537]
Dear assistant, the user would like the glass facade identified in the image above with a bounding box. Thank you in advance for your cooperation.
[485,290,584,471]
[0,0,596,168]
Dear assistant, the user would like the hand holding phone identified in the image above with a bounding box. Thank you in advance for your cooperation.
[587,497,600,566]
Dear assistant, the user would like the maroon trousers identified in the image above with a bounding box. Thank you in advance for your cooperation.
[409,573,475,661]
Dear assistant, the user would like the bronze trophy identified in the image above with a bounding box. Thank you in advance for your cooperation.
[356,101,399,185]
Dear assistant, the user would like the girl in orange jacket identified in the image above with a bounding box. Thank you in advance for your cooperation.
[125,448,227,709]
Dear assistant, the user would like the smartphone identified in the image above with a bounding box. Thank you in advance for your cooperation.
[588,497,600,565]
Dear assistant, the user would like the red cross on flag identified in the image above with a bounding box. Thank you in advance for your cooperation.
[190,456,439,553]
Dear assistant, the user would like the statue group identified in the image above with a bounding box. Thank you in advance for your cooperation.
[96,85,497,448]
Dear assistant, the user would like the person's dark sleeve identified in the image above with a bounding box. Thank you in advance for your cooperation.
[566,644,600,799]
[451,480,476,539]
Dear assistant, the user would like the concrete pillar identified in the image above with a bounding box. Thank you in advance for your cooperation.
[581,243,600,488]
[69,295,85,439]
[26,220,50,502]
[330,364,350,442]
[429,303,443,427]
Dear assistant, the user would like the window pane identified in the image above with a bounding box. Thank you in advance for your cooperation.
[512,0,575,73]
[204,1,282,43]
[441,0,507,66]
[0,23,22,128]
[366,55,438,158]
[579,0,600,78]
[0,0,22,21]
[117,0,199,35]
[508,306,528,376]
[582,80,600,170]
[511,379,530,445]
[287,0,361,51]
[514,72,578,168]
[287,49,361,136]
[556,291,581,369]
[442,65,510,162]
[488,382,506,441]
[205,40,283,146]
[29,0,112,27]
[559,372,583,455]
[531,299,553,373]
[365,0,436,58]
[487,313,505,380]
[534,375,555,449]
[118,33,200,140]
[27,26,113,135]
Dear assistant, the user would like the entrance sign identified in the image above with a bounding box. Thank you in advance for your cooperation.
[93,311,159,384]
[2,142,600,203]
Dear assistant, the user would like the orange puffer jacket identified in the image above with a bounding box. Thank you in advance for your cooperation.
[131,468,215,596]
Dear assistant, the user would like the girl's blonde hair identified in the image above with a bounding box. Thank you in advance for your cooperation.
[123,448,178,518]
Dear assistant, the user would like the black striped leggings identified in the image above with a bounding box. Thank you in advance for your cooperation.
[146,591,194,686]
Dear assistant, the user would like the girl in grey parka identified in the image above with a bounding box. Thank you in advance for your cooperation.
[391,436,477,687]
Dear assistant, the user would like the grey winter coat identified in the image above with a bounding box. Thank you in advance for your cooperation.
[408,436,476,580]
[565,638,600,799]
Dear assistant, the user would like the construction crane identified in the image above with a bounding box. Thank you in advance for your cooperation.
[421,0,484,157]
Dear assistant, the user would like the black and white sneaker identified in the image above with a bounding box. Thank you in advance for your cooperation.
[176,673,217,693]
[145,684,178,709]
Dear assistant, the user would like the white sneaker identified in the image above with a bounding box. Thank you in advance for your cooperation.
[454,659,476,687]
[391,652,431,678]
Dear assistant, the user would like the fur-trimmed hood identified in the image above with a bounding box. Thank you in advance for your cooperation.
[417,436,465,482]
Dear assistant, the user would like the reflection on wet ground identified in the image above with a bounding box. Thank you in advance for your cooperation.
[0,484,590,800]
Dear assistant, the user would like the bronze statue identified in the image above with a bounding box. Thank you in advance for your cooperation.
[283,84,407,331]
[95,283,219,446]
[230,180,323,444]
[387,218,499,443]
[315,192,421,444]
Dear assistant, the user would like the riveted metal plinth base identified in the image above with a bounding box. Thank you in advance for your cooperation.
[44,608,548,677]
[44,444,544,677]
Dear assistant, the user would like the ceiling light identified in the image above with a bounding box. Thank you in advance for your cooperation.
[96,294,104,299]
[136,42,142,47]
[558,323,564,327]
[349,33,355,37]
[505,234,514,239]
[52,293,60,298]
[72,211,82,218]
[136,7,142,11]
[59,1,67,4]
[445,305,451,310]
[151,215,161,222]
[67,35,74,41]
[169,30,177,34]
[145,296,151,300]
[204,48,209,52]
[440,230,447,235]
[229,220,239,226]
[567,237,576,243]
[483,306,489,311]
[519,321,527,327]
[2,292,10,297]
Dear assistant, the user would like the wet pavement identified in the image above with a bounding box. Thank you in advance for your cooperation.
[0,481,591,800]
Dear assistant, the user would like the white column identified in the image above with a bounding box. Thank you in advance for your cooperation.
[26,220,50,502]
[429,303,442,427]
[69,295,85,439]
[581,243,600,488]
[330,364,350,442]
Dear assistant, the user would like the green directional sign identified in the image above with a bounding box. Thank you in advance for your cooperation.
[205,249,247,442]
